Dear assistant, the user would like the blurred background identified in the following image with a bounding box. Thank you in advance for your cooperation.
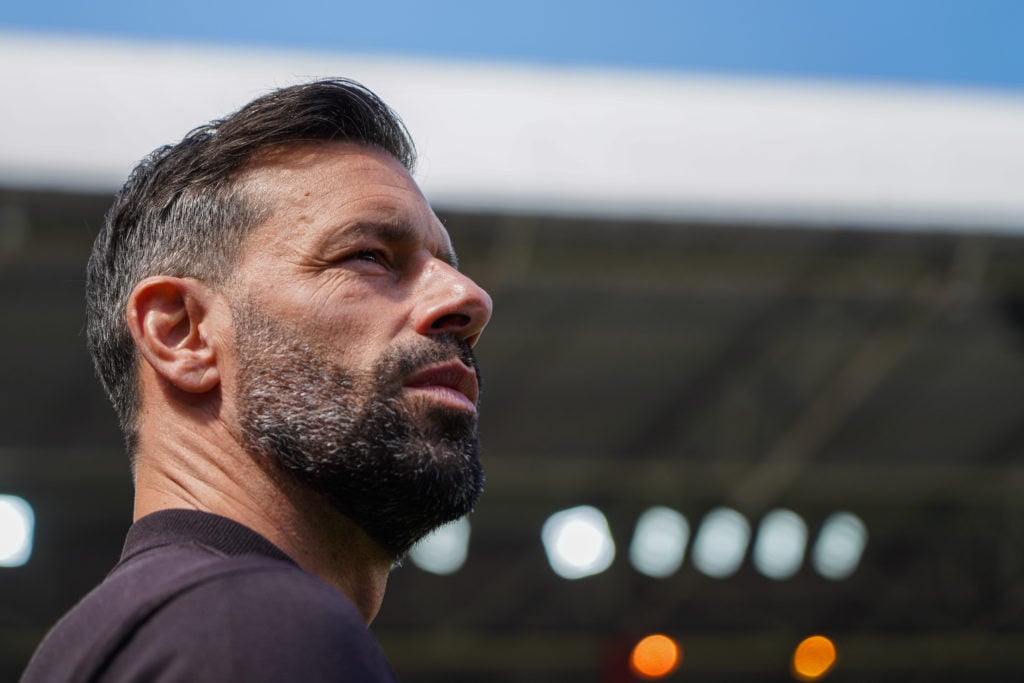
[2,1,1024,680]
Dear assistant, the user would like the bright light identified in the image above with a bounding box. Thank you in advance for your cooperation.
[630,634,682,679]
[752,508,808,580]
[691,507,750,578]
[409,517,471,575]
[812,512,867,580]
[0,495,34,567]
[629,506,689,578]
[541,506,615,579]
[792,635,837,681]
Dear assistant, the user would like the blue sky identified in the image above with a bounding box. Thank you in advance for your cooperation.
[2,0,1023,91]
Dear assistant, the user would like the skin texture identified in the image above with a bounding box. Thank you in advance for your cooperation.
[124,142,493,623]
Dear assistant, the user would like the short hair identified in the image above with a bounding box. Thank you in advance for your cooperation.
[85,78,417,456]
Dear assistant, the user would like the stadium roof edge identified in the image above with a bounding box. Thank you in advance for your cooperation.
[2,30,1023,233]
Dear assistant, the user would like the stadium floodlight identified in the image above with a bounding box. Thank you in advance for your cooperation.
[0,495,34,568]
[542,505,615,579]
[691,507,750,579]
[629,506,689,578]
[752,508,808,580]
[812,511,867,580]
[409,517,471,576]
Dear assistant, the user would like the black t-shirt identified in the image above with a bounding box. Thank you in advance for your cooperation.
[21,509,399,682]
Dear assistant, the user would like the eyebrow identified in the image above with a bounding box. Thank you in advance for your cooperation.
[348,221,459,269]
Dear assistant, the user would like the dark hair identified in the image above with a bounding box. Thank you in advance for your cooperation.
[85,78,417,456]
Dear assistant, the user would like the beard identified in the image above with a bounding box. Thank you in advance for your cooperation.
[231,302,484,559]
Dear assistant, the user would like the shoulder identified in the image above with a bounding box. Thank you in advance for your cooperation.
[24,516,399,683]
[103,555,398,682]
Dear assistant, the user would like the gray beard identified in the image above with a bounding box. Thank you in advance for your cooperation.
[231,302,484,559]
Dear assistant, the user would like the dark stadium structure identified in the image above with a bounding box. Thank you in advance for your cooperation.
[2,187,1023,681]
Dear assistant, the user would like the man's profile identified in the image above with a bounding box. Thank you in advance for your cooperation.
[21,79,492,682]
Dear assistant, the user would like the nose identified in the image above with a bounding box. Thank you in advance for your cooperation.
[413,260,493,347]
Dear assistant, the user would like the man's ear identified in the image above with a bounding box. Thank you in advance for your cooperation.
[126,276,222,394]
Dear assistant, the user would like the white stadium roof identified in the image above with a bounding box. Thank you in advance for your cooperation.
[2,30,1024,232]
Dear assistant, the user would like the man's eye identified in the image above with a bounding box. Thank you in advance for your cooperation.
[352,249,385,264]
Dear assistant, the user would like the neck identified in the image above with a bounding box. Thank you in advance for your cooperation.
[133,419,393,623]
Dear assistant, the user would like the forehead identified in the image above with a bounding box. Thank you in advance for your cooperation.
[237,142,453,260]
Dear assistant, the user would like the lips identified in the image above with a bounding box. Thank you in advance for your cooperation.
[402,360,479,411]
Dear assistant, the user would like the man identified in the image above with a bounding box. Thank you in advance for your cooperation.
[22,79,492,682]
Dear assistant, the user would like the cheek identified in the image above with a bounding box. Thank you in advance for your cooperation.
[311,286,414,347]
[302,307,402,371]
[247,273,414,367]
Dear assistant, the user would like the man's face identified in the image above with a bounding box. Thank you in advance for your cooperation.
[225,143,493,558]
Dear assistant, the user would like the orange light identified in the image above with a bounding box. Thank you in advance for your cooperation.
[629,634,681,679]
[792,635,837,681]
